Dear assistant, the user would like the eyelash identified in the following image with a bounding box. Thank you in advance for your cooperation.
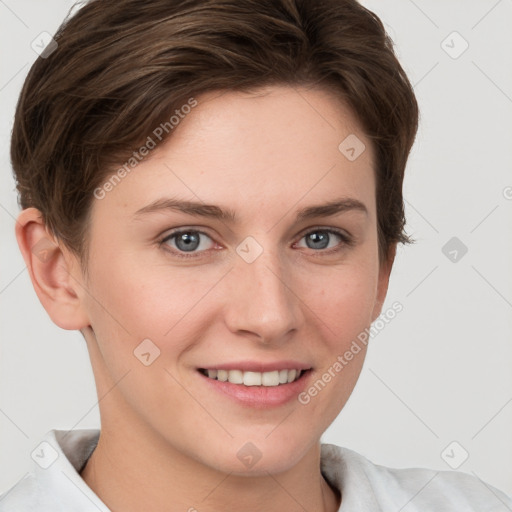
[158,227,354,260]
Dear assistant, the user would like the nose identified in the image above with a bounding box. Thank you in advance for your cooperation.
[223,243,303,345]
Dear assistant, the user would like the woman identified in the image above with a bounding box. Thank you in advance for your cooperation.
[3,0,511,510]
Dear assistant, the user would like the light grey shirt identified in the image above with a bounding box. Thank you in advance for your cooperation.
[1,428,511,511]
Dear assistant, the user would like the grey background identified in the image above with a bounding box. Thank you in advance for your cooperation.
[1,0,511,497]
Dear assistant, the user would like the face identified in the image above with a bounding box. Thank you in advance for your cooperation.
[74,85,391,475]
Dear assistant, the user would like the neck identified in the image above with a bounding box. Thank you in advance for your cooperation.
[80,416,340,512]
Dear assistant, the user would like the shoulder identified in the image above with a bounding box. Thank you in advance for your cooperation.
[320,443,512,511]
[0,472,50,512]
[0,428,106,512]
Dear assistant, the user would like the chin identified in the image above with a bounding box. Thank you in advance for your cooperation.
[197,433,317,477]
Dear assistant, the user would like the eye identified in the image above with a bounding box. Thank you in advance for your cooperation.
[295,228,352,253]
[159,229,216,258]
[159,226,353,259]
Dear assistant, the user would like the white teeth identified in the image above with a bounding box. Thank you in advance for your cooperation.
[228,369,243,384]
[202,368,304,387]
[243,371,261,386]
[262,371,279,387]
[217,369,228,382]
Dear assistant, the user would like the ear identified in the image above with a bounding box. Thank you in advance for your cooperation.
[15,207,90,330]
[371,243,397,322]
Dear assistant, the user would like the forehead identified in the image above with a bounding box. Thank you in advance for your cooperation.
[92,85,376,225]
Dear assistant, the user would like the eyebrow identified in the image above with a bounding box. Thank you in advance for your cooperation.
[132,196,368,222]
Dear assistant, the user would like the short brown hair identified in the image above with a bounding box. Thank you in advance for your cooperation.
[11,0,418,274]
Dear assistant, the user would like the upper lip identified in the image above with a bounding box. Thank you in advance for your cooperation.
[198,361,312,372]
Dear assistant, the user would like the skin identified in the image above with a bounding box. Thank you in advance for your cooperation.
[16,85,395,512]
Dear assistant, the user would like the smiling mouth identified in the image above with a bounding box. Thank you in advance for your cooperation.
[198,368,309,387]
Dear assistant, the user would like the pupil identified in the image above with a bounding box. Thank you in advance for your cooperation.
[177,232,199,252]
[308,231,328,249]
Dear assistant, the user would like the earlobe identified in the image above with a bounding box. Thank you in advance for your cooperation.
[14,207,90,330]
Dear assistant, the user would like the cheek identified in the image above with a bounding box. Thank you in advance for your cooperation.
[296,259,379,342]
[293,258,377,392]
[83,253,224,362]
[293,267,376,417]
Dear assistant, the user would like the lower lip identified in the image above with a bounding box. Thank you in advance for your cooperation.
[197,370,312,408]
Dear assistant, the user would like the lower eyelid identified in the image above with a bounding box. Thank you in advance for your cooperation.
[160,230,215,250]
[295,229,352,248]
